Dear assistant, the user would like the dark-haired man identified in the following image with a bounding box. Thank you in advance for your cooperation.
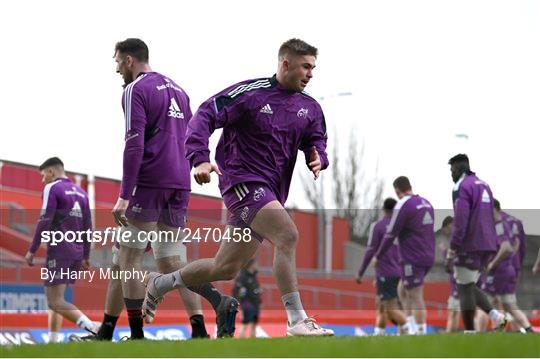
[143,38,333,336]
[25,157,98,343]
[109,38,234,339]
[374,176,435,335]
[356,198,408,335]
[445,154,508,332]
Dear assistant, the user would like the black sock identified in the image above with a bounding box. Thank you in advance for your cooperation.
[124,298,144,339]
[473,286,493,314]
[458,283,476,330]
[188,283,223,310]
[97,313,119,340]
[190,314,209,338]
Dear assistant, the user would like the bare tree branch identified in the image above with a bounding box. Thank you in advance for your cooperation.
[300,126,385,243]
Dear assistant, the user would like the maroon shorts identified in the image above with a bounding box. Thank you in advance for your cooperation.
[44,258,82,286]
[483,266,517,295]
[126,186,189,228]
[222,182,277,242]
[455,251,494,271]
[401,263,431,289]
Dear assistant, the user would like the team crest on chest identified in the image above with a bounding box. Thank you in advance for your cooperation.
[297,108,308,118]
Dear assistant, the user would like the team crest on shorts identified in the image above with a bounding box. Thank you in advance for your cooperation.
[132,203,142,213]
[240,206,250,222]
[253,187,266,202]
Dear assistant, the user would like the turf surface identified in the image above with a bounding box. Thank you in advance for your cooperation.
[1,333,539,357]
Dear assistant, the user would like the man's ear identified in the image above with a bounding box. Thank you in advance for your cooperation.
[126,55,134,67]
[282,58,289,72]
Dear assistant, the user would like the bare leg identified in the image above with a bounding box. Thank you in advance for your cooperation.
[155,223,203,318]
[175,225,260,285]
[250,201,300,296]
[239,323,247,338]
[118,219,156,300]
[504,303,531,330]
[407,285,427,326]
[118,219,158,339]
[104,264,124,316]
[383,298,407,331]
[446,310,460,333]
[375,298,387,333]
[46,285,86,323]
[48,309,63,332]
[250,322,257,338]
[475,308,489,331]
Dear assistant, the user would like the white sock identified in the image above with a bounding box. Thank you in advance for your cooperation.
[76,314,94,331]
[489,309,502,322]
[373,327,386,335]
[417,323,427,335]
[154,271,186,295]
[282,292,308,325]
[48,331,61,343]
[406,316,417,334]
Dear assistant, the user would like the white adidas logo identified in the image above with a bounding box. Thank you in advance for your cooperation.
[481,189,490,203]
[422,211,433,225]
[69,201,83,218]
[168,98,184,119]
[260,104,273,114]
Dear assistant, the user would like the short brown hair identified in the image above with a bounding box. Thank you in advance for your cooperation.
[442,216,454,228]
[393,176,412,193]
[114,38,149,63]
[39,157,64,171]
[278,38,318,60]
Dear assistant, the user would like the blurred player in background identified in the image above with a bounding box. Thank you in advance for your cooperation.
[25,157,98,343]
[374,177,435,335]
[356,198,408,335]
[445,154,508,332]
[143,38,334,336]
[439,216,460,333]
[533,249,540,275]
[233,259,262,338]
[110,38,234,339]
[439,216,489,332]
[484,200,534,333]
[498,201,528,331]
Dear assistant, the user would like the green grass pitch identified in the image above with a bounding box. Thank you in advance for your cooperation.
[1,333,539,357]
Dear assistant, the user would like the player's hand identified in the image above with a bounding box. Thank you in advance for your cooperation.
[445,249,456,273]
[308,146,321,180]
[372,257,379,268]
[444,257,454,274]
[193,162,222,185]
[81,259,91,270]
[25,251,34,266]
[533,264,539,275]
[112,198,129,226]
[486,262,494,273]
[355,275,363,284]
